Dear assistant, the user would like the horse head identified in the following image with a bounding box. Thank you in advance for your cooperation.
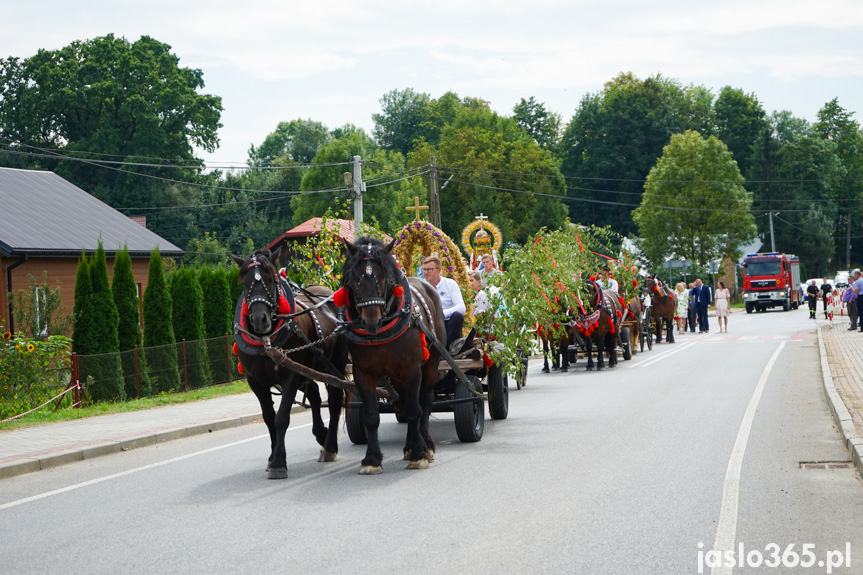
[584,276,603,312]
[343,236,400,335]
[230,246,282,335]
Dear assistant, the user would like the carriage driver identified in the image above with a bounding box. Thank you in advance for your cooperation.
[421,255,467,349]
[598,267,619,294]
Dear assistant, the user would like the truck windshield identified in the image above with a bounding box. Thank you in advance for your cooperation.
[745,261,782,276]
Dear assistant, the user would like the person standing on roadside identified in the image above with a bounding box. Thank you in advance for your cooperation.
[806,280,820,319]
[850,269,863,332]
[693,278,711,333]
[687,282,697,332]
[821,277,833,320]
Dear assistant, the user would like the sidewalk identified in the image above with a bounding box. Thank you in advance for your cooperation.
[2,315,863,480]
[0,392,274,479]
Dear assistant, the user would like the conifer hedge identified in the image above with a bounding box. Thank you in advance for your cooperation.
[143,247,181,393]
[170,267,211,389]
[112,246,151,398]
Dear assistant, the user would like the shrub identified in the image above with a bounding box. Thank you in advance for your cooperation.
[112,246,151,398]
[171,267,211,389]
[0,328,72,420]
[143,247,181,393]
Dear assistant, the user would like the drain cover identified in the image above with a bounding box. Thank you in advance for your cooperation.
[799,460,853,469]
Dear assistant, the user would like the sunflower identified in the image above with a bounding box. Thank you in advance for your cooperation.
[2,331,10,340]
[27,344,35,352]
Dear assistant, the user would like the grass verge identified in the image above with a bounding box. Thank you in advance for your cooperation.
[0,379,249,431]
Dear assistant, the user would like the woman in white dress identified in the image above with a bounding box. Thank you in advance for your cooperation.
[714,280,731,333]
[674,282,689,334]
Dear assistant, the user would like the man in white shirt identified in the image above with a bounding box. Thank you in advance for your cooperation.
[479,253,501,284]
[599,269,619,294]
[422,255,466,347]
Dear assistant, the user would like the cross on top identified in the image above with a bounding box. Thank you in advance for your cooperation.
[405,196,429,220]
[475,213,488,221]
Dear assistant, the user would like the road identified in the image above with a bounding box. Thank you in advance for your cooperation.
[1,308,862,574]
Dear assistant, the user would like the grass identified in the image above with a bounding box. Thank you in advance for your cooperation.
[0,379,250,431]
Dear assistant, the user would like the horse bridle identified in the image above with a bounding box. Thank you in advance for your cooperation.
[242,255,281,319]
[351,243,397,311]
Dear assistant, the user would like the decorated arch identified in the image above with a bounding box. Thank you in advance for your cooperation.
[392,220,470,289]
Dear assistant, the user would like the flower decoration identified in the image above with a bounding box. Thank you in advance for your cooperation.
[2,331,10,340]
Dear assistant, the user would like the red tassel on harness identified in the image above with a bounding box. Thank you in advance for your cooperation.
[237,362,245,375]
[332,287,348,308]
[393,285,404,297]
[420,332,430,360]
[483,352,493,368]
[616,310,622,317]
[278,295,291,314]
[232,342,238,356]
[589,275,596,281]
[241,300,249,316]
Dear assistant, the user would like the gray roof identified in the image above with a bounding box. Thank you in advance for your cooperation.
[0,167,182,257]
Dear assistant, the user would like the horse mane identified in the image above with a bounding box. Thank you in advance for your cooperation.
[342,236,400,286]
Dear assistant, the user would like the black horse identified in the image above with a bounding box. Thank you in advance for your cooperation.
[643,275,677,343]
[338,237,446,474]
[572,279,623,371]
[231,247,348,479]
[539,319,572,373]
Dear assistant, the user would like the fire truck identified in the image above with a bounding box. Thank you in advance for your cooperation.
[741,252,802,313]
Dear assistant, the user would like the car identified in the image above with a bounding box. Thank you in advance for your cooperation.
[835,272,849,288]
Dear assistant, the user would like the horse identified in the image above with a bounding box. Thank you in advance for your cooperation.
[338,236,446,474]
[643,275,677,343]
[231,247,348,480]
[571,279,624,371]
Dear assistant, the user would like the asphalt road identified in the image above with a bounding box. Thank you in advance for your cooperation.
[1,307,862,575]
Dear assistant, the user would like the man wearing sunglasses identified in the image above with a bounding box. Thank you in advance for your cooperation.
[422,255,466,349]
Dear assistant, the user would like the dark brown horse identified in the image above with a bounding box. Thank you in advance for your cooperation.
[231,247,348,480]
[643,275,677,343]
[538,320,571,373]
[339,237,446,474]
[572,279,624,371]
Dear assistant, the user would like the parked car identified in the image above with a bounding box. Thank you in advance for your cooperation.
[835,272,849,288]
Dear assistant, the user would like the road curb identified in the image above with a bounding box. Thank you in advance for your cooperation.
[817,326,863,478]
[0,407,294,480]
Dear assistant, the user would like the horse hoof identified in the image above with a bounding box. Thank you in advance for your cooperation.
[427,449,435,461]
[267,468,288,480]
[359,465,383,475]
[560,366,568,373]
[406,458,430,470]
[586,366,594,372]
[403,450,410,461]
[597,366,605,372]
[541,367,550,374]
[318,450,337,462]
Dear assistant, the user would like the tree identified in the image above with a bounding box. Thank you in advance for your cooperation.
[372,88,433,155]
[633,130,757,268]
[85,240,125,402]
[248,118,331,166]
[112,245,151,398]
[0,34,223,241]
[72,254,95,355]
[513,97,561,151]
[142,247,181,393]
[198,266,234,383]
[560,73,702,236]
[713,86,769,177]
[170,268,211,389]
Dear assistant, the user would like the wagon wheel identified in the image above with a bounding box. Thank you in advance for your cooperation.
[487,364,509,420]
[346,405,368,445]
[643,308,654,351]
[620,326,632,360]
[454,376,484,442]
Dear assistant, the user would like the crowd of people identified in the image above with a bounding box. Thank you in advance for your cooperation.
[670,278,732,335]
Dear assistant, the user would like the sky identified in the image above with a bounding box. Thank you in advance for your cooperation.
[3,0,863,169]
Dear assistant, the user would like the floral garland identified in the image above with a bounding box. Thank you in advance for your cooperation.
[461,220,502,259]
[392,220,470,290]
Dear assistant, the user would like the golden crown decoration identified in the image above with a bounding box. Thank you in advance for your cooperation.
[461,215,502,269]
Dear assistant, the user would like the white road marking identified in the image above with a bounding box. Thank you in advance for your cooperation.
[630,333,714,368]
[0,423,310,511]
[711,341,786,575]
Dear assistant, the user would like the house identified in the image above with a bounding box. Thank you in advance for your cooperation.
[0,167,183,333]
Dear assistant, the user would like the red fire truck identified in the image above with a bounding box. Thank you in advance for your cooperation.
[741,252,803,313]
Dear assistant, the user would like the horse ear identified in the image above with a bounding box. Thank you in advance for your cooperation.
[346,242,359,257]
[269,244,282,262]
[229,254,246,267]
[384,238,397,254]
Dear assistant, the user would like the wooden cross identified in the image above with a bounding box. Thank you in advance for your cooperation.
[406,196,429,220]
[475,213,488,221]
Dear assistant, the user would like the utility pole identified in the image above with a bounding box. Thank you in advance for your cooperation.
[352,155,365,237]
[768,211,777,252]
[429,156,441,228]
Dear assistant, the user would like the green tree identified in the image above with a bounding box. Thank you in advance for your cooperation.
[85,240,125,402]
[170,267,211,389]
[72,253,95,355]
[198,266,234,383]
[372,88,434,155]
[112,245,151,398]
[560,73,701,236]
[633,130,757,267]
[0,34,223,241]
[143,247,181,393]
[713,86,769,177]
[248,118,331,166]
[513,97,561,151]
